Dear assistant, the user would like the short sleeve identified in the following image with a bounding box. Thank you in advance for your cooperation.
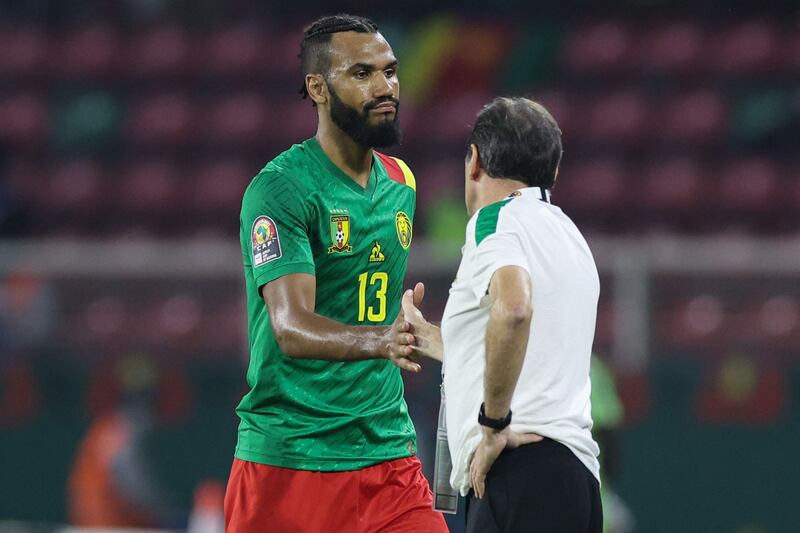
[240,170,315,294]
[469,231,530,306]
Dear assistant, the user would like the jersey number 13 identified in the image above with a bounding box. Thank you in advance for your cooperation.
[357,271,388,322]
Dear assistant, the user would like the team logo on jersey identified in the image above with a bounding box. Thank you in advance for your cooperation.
[369,241,385,262]
[251,216,281,266]
[328,215,352,254]
[395,211,412,250]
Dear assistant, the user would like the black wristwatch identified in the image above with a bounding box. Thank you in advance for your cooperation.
[478,402,512,430]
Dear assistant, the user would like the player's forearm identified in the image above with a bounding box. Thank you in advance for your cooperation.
[272,309,388,361]
[483,299,532,419]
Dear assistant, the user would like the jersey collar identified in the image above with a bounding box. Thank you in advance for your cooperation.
[305,137,378,198]
[508,186,552,204]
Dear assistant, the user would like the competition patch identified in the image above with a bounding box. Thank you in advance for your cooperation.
[251,216,282,266]
[395,211,412,250]
[328,214,353,254]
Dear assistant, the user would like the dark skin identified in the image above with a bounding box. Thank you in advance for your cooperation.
[305,31,399,187]
[264,275,423,372]
[263,31,420,372]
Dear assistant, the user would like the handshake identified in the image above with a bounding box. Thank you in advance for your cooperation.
[383,282,443,372]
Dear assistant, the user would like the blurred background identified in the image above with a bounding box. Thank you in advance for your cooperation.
[1,0,799,531]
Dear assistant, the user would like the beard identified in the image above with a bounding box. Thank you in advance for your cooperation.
[328,87,402,148]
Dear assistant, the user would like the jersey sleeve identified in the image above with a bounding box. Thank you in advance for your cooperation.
[469,230,531,307]
[240,170,315,294]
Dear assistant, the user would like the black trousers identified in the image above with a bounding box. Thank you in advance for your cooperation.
[466,438,602,533]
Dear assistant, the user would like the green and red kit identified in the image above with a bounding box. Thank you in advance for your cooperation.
[236,137,418,471]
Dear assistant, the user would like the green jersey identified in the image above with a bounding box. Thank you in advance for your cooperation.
[235,137,418,471]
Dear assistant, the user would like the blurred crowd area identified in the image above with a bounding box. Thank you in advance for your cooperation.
[0,1,799,240]
[1,0,799,532]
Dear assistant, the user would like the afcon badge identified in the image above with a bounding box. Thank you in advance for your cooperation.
[395,211,412,250]
[328,214,353,254]
[251,216,282,267]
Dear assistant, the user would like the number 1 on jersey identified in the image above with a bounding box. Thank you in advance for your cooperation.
[358,271,388,322]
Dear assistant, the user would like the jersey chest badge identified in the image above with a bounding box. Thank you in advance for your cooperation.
[369,240,385,262]
[252,216,282,266]
[395,211,412,250]
[328,214,353,254]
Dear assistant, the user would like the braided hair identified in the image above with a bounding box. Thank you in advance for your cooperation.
[299,14,379,101]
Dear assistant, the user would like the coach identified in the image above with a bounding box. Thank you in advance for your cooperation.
[400,96,602,532]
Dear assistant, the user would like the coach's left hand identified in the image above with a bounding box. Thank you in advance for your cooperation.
[470,427,543,499]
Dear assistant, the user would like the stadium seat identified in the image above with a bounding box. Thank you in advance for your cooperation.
[263,27,307,76]
[204,93,270,146]
[531,90,575,140]
[3,158,41,203]
[202,26,267,76]
[729,295,800,350]
[423,91,490,143]
[657,294,729,350]
[78,295,132,346]
[561,20,634,74]
[638,157,705,210]
[50,26,119,79]
[37,160,105,212]
[583,91,651,145]
[783,26,800,72]
[715,158,779,211]
[189,159,252,211]
[500,22,563,92]
[0,27,47,76]
[555,158,629,210]
[706,20,781,74]
[434,22,513,97]
[118,160,180,211]
[0,94,48,146]
[638,20,705,74]
[126,25,194,78]
[145,294,204,350]
[203,298,247,350]
[758,296,800,349]
[657,89,727,145]
[125,93,195,145]
[277,97,319,142]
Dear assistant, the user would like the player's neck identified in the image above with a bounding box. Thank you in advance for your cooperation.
[315,127,373,188]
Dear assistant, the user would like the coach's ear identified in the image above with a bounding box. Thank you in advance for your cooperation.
[306,74,327,105]
[466,143,482,183]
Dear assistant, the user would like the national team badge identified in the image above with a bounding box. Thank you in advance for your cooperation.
[395,211,412,250]
[328,214,352,254]
[251,216,281,267]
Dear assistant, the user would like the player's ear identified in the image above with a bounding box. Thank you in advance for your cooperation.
[466,144,482,182]
[306,74,327,105]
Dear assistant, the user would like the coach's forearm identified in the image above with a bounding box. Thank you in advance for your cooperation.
[483,300,532,418]
[482,267,533,419]
[272,309,390,361]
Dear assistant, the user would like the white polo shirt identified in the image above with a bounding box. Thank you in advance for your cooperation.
[441,186,601,496]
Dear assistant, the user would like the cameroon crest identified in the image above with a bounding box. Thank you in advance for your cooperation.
[395,211,412,250]
[328,214,352,253]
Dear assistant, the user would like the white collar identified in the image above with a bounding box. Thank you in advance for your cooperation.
[508,186,551,204]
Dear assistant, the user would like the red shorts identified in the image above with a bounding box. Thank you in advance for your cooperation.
[224,456,449,533]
